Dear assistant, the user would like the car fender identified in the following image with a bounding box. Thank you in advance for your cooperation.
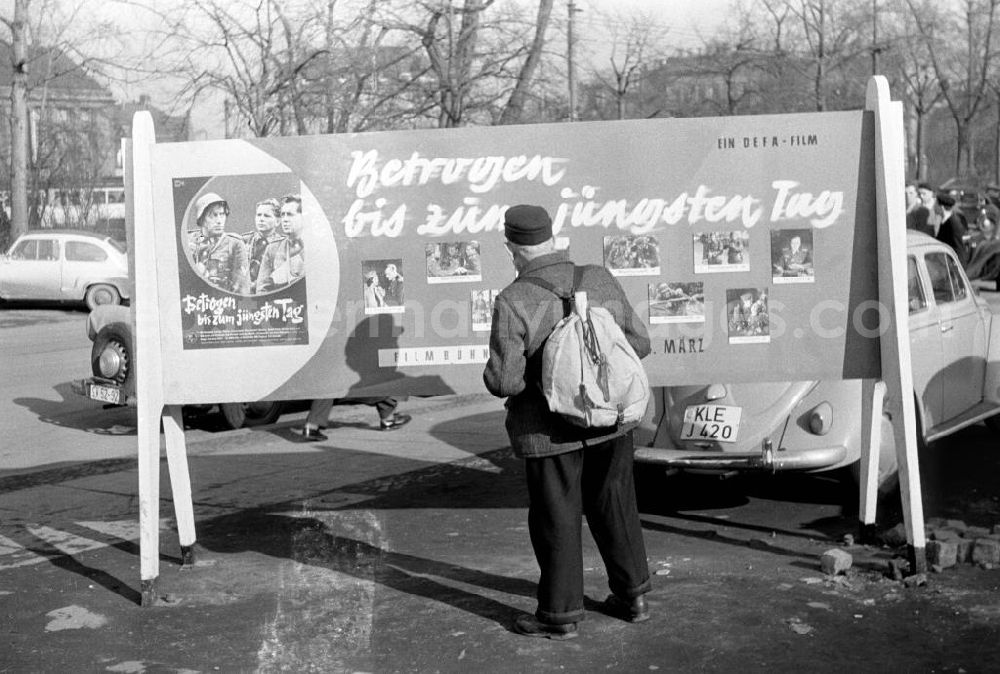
[986,308,1000,405]
[86,304,131,341]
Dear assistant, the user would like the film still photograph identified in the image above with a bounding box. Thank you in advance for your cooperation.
[362,258,405,314]
[471,289,500,331]
[726,286,770,343]
[604,234,661,276]
[693,231,750,274]
[771,228,815,283]
[648,281,705,324]
[426,241,482,284]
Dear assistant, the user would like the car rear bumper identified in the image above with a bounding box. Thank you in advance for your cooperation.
[634,443,848,472]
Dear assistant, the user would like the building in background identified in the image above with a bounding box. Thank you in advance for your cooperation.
[0,41,188,242]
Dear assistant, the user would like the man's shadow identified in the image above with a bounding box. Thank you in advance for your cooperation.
[198,509,542,633]
[337,313,454,399]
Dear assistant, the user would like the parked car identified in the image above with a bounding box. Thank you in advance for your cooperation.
[72,304,285,429]
[0,229,129,310]
[636,231,1000,491]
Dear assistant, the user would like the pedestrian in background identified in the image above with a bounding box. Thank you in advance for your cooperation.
[918,182,941,236]
[483,204,652,640]
[936,192,970,267]
[905,182,931,236]
[295,397,411,440]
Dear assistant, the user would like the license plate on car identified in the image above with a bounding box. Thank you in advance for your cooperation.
[88,383,123,405]
[680,404,742,443]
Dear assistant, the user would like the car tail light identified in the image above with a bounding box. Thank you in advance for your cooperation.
[808,402,832,435]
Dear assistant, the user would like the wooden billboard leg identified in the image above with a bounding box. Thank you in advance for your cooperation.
[866,77,925,576]
[138,399,162,607]
[163,404,196,567]
[893,403,927,574]
[858,379,885,543]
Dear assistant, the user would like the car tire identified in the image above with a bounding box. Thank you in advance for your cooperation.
[219,401,284,429]
[90,322,135,399]
[85,284,121,311]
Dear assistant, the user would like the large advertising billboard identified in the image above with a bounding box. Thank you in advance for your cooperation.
[144,111,878,404]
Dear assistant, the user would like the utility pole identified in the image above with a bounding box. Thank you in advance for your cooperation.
[567,1,581,121]
[10,0,29,238]
[871,0,879,76]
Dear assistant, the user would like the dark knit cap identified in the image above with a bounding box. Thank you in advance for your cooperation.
[504,204,552,245]
[936,192,956,208]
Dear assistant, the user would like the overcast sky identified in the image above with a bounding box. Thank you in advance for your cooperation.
[579,0,732,48]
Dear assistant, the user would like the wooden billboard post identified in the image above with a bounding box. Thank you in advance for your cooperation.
[859,77,925,573]
[131,113,197,605]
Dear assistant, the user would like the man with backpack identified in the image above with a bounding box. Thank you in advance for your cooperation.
[483,204,653,640]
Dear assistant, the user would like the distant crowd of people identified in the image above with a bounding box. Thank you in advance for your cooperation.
[904,181,1000,272]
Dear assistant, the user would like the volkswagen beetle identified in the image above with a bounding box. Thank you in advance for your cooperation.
[636,232,1000,491]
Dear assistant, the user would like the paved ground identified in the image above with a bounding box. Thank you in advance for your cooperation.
[2,394,1000,673]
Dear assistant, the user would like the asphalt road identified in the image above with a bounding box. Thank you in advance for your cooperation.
[0,305,140,470]
[2,304,999,672]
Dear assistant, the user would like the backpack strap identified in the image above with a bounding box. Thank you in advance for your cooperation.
[520,265,577,316]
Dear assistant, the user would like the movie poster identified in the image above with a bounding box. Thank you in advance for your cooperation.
[174,173,308,349]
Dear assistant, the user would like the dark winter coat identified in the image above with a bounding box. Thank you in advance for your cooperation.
[482,251,651,458]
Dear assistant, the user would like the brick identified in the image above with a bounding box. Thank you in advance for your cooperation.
[956,538,975,564]
[821,549,853,576]
[966,526,991,539]
[993,524,1000,536]
[972,539,1000,566]
[926,540,958,569]
[945,519,968,532]
[931,528,962,542]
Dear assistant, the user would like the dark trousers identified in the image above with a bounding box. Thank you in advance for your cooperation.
[524,432,651,625]
[306,397,398,427]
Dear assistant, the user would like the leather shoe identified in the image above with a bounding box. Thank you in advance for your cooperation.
[513,614,578,640]
[379,413,411,431]
[603,594,650,623]
[293,426,328,441]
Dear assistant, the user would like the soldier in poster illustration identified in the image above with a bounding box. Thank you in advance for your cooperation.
[257,194,305,293]
[243,198,284,293]
[187,192,250,294]
[771,229,814,281]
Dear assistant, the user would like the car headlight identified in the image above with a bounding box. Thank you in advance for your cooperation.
[808,402,833,435]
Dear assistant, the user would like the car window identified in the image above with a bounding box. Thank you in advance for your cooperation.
[945,255,968,301]
[10,239,37,260]
[908,256,926,313]
[106,238,126,254]
[9,238,57,261]
[66,241,107,262]
[925,252,954,304]
[38,239,58,261]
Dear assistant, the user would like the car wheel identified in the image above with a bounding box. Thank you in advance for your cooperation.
[91,322,135,399]
[219,401,284,429]
[85,284,121,311]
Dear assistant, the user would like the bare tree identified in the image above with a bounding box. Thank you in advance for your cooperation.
[590,10,666,120]
[0,0,125,242]
[888,0,945,180]
[499,0,553,125]
[782,0,873,111]
[5,0,28,241]
[906,0,1000,176]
